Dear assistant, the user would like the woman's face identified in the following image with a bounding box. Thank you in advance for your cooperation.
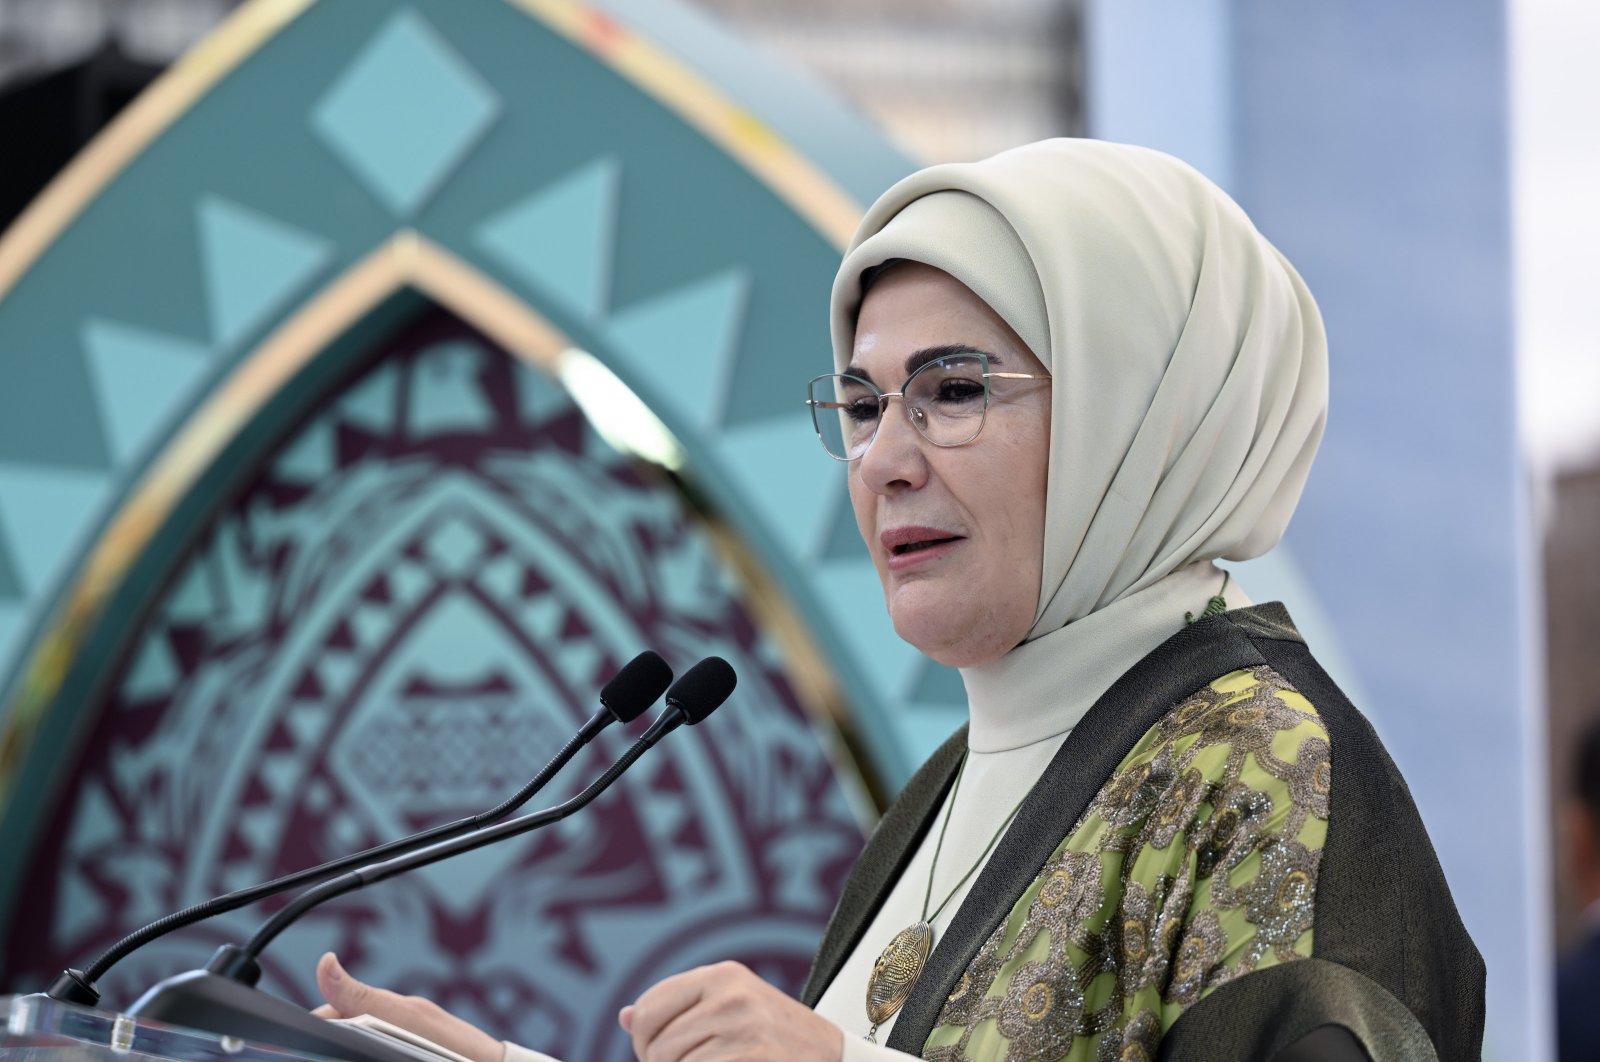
[847,262,1052,668]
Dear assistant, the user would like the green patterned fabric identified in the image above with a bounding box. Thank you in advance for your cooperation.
[922,665,1330,1060]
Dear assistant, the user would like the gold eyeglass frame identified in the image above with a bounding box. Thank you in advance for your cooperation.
[805,352,1048,461]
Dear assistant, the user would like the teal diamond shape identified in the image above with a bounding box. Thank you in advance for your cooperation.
[310,10,500,216]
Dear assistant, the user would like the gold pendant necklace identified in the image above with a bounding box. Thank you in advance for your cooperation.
[862,761,1026,1043]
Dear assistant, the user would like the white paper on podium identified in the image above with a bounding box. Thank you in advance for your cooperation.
[329,1015,564,1062]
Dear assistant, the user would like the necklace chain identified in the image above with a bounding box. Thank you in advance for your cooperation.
[920,757,1026,925]
[866,576,1232,1042]
[864,757,1028,1042]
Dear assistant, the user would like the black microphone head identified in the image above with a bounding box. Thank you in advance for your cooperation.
[664,656,737,724]
[600,651,673,723]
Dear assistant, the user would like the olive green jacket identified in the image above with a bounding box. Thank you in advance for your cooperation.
[801,605,1484,1061]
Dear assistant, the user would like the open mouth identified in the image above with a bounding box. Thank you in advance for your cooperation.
[891,537,961,556]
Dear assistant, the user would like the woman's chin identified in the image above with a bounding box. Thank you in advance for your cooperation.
[889,597,1017,669]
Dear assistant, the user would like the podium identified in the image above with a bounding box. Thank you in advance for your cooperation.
[2,993,349,1062]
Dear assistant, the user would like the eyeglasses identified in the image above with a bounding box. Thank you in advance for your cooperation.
[805,352,1048,462]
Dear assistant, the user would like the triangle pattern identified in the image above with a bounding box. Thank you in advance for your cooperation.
[237,806,280,856]
[663,849,711,892]
[274,418,338,484]
[166,563,219,624]
[639,789,690,843]
[337,363,400,434]
[52,866,105,953]
[714,413,843,559]
[475,157,621,321]
[520,595,564,644]
[479,553,523,604]
[552,640,603,693]
[286,704,326,747]
[68,778,125,858]
[389,559,434,607]
[81,320,212,463]
[197,196,331,348]
[317,652,363,698]
[0,463,112,598]
[603,269,749,434]
[122,635,182,703]
[351,601,392,652]
[259,753,300,801]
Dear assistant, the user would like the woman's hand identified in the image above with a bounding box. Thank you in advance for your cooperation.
[619,961,842,1062]
[311,952,506,1062]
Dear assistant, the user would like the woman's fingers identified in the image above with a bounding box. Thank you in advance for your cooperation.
[624,962,842,1062]
[314,952,388,1019]
[626,968,706,1056]
[310,952,505,1062]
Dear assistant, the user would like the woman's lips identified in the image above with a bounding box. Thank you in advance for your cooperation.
[881,526,965,571]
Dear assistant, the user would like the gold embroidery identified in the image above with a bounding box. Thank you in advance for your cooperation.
[1097,1010,1160,1062]
[995,962,1083,1060]
[925,665,1330,1060]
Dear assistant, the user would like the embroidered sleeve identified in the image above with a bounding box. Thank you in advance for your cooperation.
[922,665,1330,1061]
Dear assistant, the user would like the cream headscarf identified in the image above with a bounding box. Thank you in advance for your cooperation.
[831,138,1326,640]
[830,141,1328,744]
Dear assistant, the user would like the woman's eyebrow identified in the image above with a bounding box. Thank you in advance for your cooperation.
[842,345,1003,385]
[905,345,1001,375]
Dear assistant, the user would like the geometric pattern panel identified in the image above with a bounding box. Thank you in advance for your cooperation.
[0,308,863,1061]
[474,156,621,322]
[311,10,500,217]
[0,0,932,798]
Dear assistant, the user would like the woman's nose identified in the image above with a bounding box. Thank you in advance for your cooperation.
[855,397,929,494]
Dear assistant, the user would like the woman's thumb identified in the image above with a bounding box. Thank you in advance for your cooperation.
[315,952,369,1016]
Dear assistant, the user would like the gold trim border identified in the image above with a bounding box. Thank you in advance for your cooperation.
[0,0,880,814]
[0,0,859,305]
[1,233,880,821]
[0,0,318,302]
[503,0,861,247]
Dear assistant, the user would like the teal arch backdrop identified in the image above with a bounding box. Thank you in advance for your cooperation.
[0,0,954,1054]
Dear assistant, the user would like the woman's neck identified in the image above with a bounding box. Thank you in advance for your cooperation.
[959,561,1242,752]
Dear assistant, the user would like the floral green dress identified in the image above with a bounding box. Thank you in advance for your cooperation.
[924,665,1327,1060]
[801,604,1483,1062]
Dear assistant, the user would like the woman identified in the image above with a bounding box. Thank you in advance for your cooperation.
[313,140,1485,1060]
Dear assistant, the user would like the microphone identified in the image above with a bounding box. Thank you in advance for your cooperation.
[46,650,673,1007]
[641,654,736,742]
[121,657,736,1062]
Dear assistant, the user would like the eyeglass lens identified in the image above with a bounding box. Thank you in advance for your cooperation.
[808,355,991,460]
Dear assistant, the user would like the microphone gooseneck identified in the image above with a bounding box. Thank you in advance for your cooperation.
[51,650,673,1005]
[226,655,736,975]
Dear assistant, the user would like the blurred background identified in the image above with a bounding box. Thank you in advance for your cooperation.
[0,0,1592,1059]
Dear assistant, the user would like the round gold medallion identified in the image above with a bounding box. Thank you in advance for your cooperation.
[865,921,934,1026]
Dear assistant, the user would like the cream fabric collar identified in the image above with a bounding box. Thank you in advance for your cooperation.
[960,561,1245,752]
